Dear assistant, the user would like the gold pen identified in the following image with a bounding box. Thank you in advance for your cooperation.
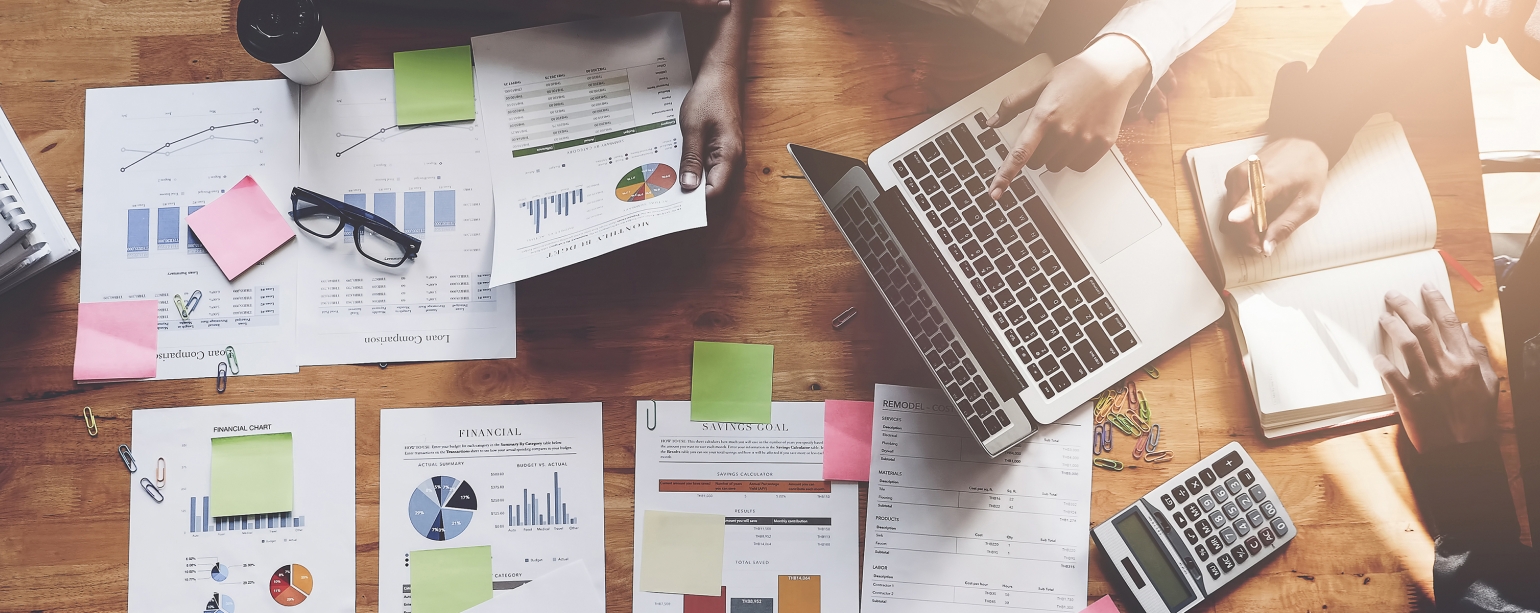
[1246,154,1267,235]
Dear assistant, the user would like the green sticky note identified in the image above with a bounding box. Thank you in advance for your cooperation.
[209,432,294,517]
[410,546,493,613]
[690,341,773,423]
[393,46,476,126]
[639,510,726,595]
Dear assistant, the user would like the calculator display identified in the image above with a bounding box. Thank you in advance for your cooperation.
[1114,512,1192,609]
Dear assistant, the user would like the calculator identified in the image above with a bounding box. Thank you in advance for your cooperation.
[1091,442,1295,613]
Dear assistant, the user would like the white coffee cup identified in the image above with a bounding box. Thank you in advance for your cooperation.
[237,0,333,86]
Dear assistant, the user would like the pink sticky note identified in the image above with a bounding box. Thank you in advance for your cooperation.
[823,400,875,481]
[1081,595,1121,613]
[73,300,158,381]
[186,176,295,280]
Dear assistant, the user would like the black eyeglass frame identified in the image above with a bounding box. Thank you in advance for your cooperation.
[289,187,422,267]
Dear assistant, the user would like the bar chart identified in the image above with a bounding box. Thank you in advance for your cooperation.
[519,188,583,235]
[508,472,578,527]
[340,190,457,240]
[187,495,305,533]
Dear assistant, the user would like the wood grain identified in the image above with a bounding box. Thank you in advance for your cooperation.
[0,0,1518,611]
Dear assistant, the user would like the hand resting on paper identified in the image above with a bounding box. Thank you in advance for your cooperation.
[1220,137,1329,257]
[1373,285,1498,454]
[679,63,744,200]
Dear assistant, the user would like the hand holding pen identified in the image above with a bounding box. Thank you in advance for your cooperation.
[1221,137,1329,256]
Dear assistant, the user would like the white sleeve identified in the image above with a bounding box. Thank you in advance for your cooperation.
[1097,0,1235,83]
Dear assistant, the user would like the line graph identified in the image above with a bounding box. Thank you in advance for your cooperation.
[119,119,261,172]
[334,123,476,157]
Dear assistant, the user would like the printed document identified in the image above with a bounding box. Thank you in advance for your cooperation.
[296,70,515,365]
[128,399,355,613]
[632,401,860,612]
[83,80,301,378]
[378,404,605,613]
[862,385,1093,612]
[83,72,516,374]
[472,13,707,285]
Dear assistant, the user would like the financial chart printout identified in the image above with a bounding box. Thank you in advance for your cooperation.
[632,401,860,613]
[82,80,301,379]
[862,385,1093,612]
[472,12,707,285]
[127,399,356,613]
[296,70,515,365]
[378,404,605,613]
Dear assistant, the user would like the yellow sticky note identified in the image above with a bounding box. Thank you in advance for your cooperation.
[209,432,293,517]
[410,546,493,613]
[639,510,725,596]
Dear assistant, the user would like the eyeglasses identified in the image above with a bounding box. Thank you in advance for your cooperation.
[289,187,421,267]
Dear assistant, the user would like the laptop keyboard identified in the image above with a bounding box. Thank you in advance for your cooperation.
[831,190,1016,444]
[892,112,1139,400]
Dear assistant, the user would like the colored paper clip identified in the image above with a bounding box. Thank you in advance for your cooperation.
[1144,366,1160,379]
[1092,426,1103,455]
[1128,409,1151,433]
[155,457,167,488]
[118,444,137,472]
[832,307,858,330]
[216,361,228,394]
[1147,424,1160,451]
[1101,425,1113,453]
[224,345,240,375]
[174,293,189,320]
[185,290,202,316]
[1132,433,1148,460]
[1093,457,1124,471]
[83,406,98,437]
[139,477,164,503]
[1144,450,1175,463]
[1138,390,1151,423]
[1108,413,1138,436]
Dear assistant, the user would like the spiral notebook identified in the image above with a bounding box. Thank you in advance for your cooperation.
[0,102,78,296]
[1185,116,1451,438]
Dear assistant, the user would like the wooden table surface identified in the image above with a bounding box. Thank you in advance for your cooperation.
[0,0,1522,611]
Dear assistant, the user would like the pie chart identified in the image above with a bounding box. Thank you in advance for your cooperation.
[269,564,313,607]
[211,562,229,582]
[204,592,234,613]
[614,163,677,202]
[409,476,477,541]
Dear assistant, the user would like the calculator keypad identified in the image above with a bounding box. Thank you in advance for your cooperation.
[1123,443,1295,593]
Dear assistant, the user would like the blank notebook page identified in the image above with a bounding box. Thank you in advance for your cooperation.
[1229,249,1450,418]
[1193,117,1438,288]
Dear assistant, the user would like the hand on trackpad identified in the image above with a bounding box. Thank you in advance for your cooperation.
[1035,152,1159,263]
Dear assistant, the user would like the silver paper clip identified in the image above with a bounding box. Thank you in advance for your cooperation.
[216,361,228,394]
[832,307,858,330]
[185,289,202,317]
[118,444,138,472]
[140,477,164,503]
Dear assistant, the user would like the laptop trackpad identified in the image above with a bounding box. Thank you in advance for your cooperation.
[1037,153,1160,263]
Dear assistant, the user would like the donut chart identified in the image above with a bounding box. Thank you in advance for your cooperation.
[269,564,313,607]
[409,476,477,541]
[614,163,677,202]
[205,592,234,613]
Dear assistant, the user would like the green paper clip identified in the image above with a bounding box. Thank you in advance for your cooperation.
[224,345,239,375]
[1144,366,1160,379]
[174,294,189,321]
[1093,457,1124,471]
[1138,391,1151,423]
[1108,413,1138,436]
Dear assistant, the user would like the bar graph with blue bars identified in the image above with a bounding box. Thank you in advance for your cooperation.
[403,192,426,235]
[509,472,577,527]
[519,189,583,235]
[342,193,366,240]
[187,205,206,253]
[374,192,396,226]
[157,206,180,249]
[127,208,150,256]
[188,495,304,532]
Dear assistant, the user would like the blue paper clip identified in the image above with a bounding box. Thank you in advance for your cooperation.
[1092,426,1103,455]
[185,290,202,317]
[1101,423,1113,453]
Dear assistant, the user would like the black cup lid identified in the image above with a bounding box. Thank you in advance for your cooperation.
[237,0,323,65]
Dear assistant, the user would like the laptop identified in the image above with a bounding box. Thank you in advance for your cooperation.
[789,54,1223,456]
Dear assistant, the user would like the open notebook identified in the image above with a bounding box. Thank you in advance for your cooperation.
[1186,116,1450,438]
[0,102,78,296]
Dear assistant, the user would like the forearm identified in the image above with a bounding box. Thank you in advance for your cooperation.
[687,0,749,76]
[1267,0,1456,164]
[1405,440,1517,545]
